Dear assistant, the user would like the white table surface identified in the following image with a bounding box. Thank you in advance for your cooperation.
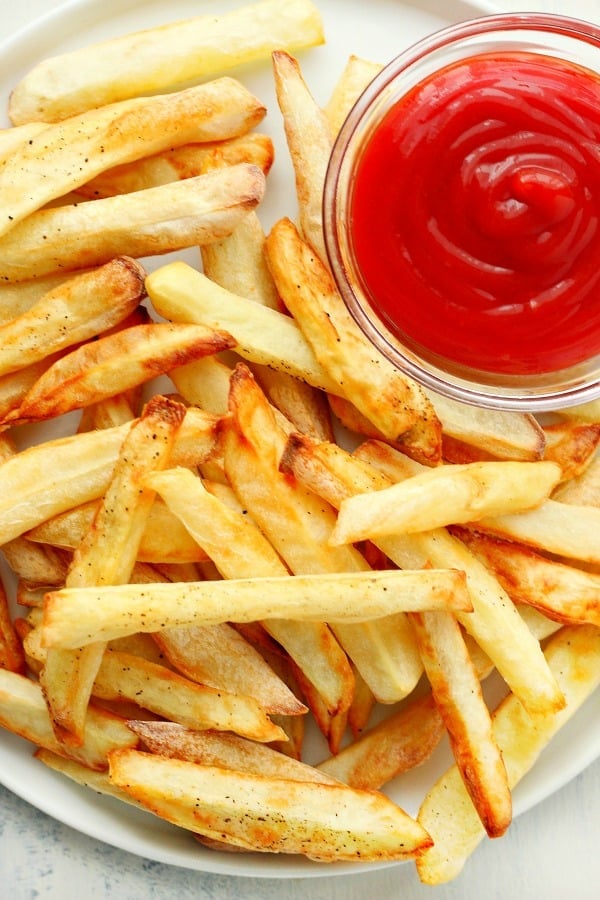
[2,1,600,898]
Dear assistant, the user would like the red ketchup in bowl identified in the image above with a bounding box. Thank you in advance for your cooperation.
[349,51,600,375]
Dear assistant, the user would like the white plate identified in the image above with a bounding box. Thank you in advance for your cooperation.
[1,0,599,882]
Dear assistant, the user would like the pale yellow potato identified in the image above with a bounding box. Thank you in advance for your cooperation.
[108,749,431,862]
[146,261,339,393]
[9,0,324,124]
[330,460,561,544]
[475,499,600,565]
[0,405,220,545]
[27,498,210,566]
[42,568,469,651]
[0,164,266,282]
[553,451,600,506]
[324,55,383,137]
[542,420,600,481]
[416,624,600,884]
[7,323,234,426]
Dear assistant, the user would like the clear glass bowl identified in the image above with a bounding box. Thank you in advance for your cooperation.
[323,13,600,411]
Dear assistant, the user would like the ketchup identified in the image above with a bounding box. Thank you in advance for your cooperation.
[349,52,600,375]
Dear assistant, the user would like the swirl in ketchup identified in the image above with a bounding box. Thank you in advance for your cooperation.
[349,51,600,375]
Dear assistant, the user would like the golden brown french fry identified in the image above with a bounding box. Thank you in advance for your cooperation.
[475,499,600,565]
[416,625,600,884]
[264,218,442,464]
[6,323,234,426]
[324,55,383,136]
[330,460,561,545]
[27,498,210,566]
[92,649,286,744]
[0,668,138,770]
[1,80,265,233]
[0,405,220,545]
[9,0,324,124]
[223,365,428,704]
[552,451,600,506]
[423,389,546,461]
[108,749,432,861]
[408,610,511,839]
[0,272,86,324]
[272,50,332,263]
[281,432,564,717]
[542,420,600,480]
[40,396,187,745]
[77,133,274,199]
[0,164,266,282]
[127,722,333,784]
[1,537,69,587]
[0,257,145,378]
[317,692,444,790]
[455,527,600,626]
[154,623,308,718]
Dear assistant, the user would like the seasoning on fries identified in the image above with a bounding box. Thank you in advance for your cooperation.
[0,0,598,883]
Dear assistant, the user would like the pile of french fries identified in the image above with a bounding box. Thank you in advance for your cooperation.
[0,0,599,883]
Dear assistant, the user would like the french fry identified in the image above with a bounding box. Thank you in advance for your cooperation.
[330,460,561,545]
[0,668,138,770]
[154,623,308,717]
[454,527,600,626]
[281,432,564,717]
[318,691,444,791]
[0,257,145,377]
[223,365,428,705]
[27,498,210,566]
[40,396,186,745]
[9,0,324,124]
[0,405,220,545]
[474,498,600,565]
[146,261,340,393]
[416,625,600,884]
[272,50,332,263]
[542,420,600,480]
[35,748,146,810]
[1,537,69,586]
[0,79,265,233]
[41,569,469,650]
[127,722,334,784]
[552,451,600,506]
[324,55,383,137]
[108,749,432,862]
[92,649,286,744]
[6,323,234,426]
[0,164,266,282]
[265,218,442,464]
[77,133,274,199]
[408,610,511,839]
